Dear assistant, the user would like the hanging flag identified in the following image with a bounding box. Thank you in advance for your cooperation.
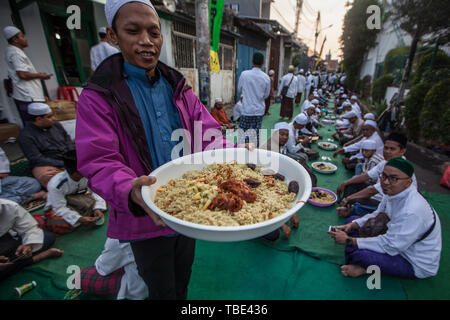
[209,0,224,73]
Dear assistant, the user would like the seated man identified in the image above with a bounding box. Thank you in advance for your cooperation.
[18,102,75,188]
[232,96,243,123]
[259,122,303,240]
[337,111,364,145]
[0,199,63,281]
[75,238,148,300]
[45,150,107,229]
[333,120,384,171]
[336,133,416,217]
[329,158,442,279]
[355,140,385,176]
[289,113,313,154]
[210,98,236,131]
[0,147,46,206]
[332,119,351,141]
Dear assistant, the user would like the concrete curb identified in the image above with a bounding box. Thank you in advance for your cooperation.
[406,141,450,175]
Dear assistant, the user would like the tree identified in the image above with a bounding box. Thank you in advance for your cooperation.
[340,0,381,90]
[391,0,450,105]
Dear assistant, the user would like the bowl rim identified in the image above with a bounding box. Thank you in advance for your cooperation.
[308,187,338,207]
[141,148,312,232]
[311,161,338,172]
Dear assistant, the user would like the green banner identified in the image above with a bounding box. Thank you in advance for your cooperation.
[209,0,224,52]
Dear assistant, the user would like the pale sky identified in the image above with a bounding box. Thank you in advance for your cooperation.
[270,0,348,60]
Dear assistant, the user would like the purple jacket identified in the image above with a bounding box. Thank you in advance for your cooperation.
[75,54,234,240]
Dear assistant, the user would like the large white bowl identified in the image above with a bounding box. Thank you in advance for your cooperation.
[141,148,312,242]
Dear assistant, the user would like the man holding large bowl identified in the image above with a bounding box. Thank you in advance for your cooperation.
[75,0,243,300]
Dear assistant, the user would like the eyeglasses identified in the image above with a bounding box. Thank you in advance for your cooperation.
[379,172,410,184]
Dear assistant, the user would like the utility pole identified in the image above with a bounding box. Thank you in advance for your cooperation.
[294,0,303,39]
[195,0,211,111]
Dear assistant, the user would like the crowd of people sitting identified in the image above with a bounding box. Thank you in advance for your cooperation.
[0,71,442,299]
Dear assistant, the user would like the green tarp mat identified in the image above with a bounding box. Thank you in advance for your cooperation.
[0,99,448,300]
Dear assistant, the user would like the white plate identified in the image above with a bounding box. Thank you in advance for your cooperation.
[142,148,312,242]
[311,162,338,174]
[318,142,338,151]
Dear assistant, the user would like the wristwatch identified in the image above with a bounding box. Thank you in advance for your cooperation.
[345,237,353,246]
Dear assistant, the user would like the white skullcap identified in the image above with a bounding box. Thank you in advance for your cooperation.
[299,69,304,73]
[342,101,352,107]
[305,103,316,110]
[105,0,158,27]
[341,94,348,99]
[351,95,358,100]
[215,98,223,103]
[311,99,319,105]
[362,139,376,150]
[3,26,21,40]
[315,107,321,113]
[274,122,290,131]
[342,111,357,119]
[28,102,52,116]
[98,27,107,34]
[322,85,327,89]
[364,113,376,120]
[364,120,378,129]
[269,69,275,76]
[294,113,308,125]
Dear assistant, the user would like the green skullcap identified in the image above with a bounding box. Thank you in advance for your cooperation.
[386,157,414,177]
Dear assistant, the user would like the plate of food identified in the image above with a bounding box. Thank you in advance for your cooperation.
[141,148,312,242]
[322,119,335,125]
[308,187,337,207]
[318,142,338,151]
[311,162,338,174]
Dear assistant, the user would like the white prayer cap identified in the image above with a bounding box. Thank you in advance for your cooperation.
[322,85,327,89]
[28,102,52,116]
[342,101,352,107]
[351,95,358,100]
[274,122,290,131]
[299,69,304,73]
[341,94,348,99]
[342,111,357,119]
[294,113,308,125]
[269,69,275,76]
[215,98,223,103]
[98,27,107,34]
[362,139,376,150]
[315,107,321,113]
[3,26,21,40]
[305,103,316,110]
[105,0,158,27]
[311,99,319,105]
[364,120,378,129]
[364,113,376,121]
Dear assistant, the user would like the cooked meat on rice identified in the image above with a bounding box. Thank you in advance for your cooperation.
[153,162,297,227]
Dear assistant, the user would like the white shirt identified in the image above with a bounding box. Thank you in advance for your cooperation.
[329,75,336,84]
[300,111,318,135]
[297,75,306,92]
[278,73,298,99]
[354,185,442,278]
[285,123,305,154]
[45,171,107,227]
[95,238,148,300]
[313,75,319,88]
[352,102,362,118]
[0,199,44,252]
[0,147,10,174]
[367,157,418,202]
[90,41,120,71]
[344,131,384,161]
[238,67,271,117]
[5,45,45,102]
[233,100,242,121]
[306,75,313,89]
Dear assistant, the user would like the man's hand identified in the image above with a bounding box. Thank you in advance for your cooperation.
[15,245,33,258]
[333,149,344,158]
[130,176,167,227]
[93,210,104,220]
[281,224,291,239]
[335,222,359,233]
[336,182,347,197]
[79,216,97,227]
[39,73,52,80]
[328,230,349,245]
[0,173,9,179]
